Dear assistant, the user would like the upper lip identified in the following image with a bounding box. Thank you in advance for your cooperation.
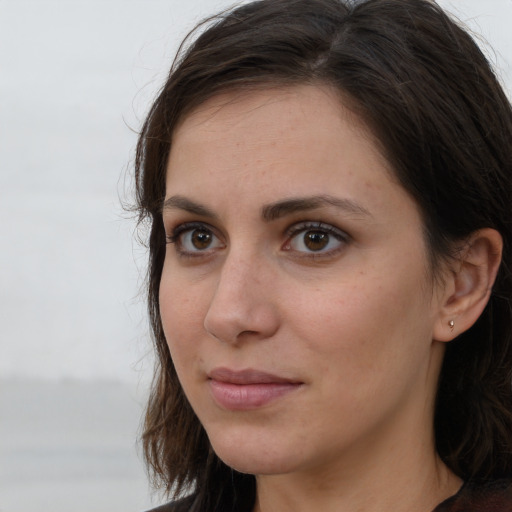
[208,367,301,385]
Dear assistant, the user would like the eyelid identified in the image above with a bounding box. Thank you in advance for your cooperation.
[165,219,349,261]
[166,221,225,256]
[282,221,349,256]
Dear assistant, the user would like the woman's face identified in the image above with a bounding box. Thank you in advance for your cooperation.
[160,85,448,477]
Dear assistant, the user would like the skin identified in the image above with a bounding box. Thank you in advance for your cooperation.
[160,85,463,511]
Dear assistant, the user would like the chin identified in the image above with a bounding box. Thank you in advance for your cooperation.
[207,427,301,476]
[217,452,297,476]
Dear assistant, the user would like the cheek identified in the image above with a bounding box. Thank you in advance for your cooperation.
[285,263,432,377]
[159,270,208,364]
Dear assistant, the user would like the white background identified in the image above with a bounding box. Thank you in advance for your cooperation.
[0,1,511,511]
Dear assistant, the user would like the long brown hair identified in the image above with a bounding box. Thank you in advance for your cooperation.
[135,0,512,507]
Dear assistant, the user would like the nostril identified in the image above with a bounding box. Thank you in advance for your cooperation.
[204,302,280,344]
[237,330,259,339]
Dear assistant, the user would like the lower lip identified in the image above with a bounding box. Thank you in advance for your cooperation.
[208,380,302,411]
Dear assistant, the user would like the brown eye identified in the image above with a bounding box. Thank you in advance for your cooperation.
[191,229,213,250]
[169,224,224,254]
[286,222,348,256]
[303,231,329,251]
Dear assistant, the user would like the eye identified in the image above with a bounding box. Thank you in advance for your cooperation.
[166,223,224,255]
[284,222,348,255]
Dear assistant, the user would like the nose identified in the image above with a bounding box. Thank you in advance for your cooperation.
[203,251,280,344]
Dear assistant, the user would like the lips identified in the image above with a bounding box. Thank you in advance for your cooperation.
[207,368,303,411]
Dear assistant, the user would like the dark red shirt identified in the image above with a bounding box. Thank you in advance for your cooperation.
[434,479,512,512]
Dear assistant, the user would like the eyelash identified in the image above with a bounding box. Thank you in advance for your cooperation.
[165,221,349,259]
[165,222,223,258]
[283,221,349,258]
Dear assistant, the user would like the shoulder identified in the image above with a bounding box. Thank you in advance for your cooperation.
[434,479,512,511]
[144,493,199,512]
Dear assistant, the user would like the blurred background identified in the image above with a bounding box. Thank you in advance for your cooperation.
[0,1,510,511]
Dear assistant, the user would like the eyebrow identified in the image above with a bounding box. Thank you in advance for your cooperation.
[162,194,371,221]
[162,195,218,219]
[261,195,372,221]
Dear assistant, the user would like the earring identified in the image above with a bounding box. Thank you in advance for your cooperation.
[449,320,454,330]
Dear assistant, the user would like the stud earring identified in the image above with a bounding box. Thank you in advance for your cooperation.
[449,320,454,330]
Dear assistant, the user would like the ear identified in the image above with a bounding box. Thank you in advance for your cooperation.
[433,228,503,342]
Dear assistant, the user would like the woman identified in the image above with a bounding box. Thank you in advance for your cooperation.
[135,0,512,510]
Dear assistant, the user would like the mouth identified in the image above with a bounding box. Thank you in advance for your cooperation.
[207,367,303,411]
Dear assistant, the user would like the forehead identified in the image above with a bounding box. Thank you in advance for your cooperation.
[172,85,373,150]
[166,85,395,192]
